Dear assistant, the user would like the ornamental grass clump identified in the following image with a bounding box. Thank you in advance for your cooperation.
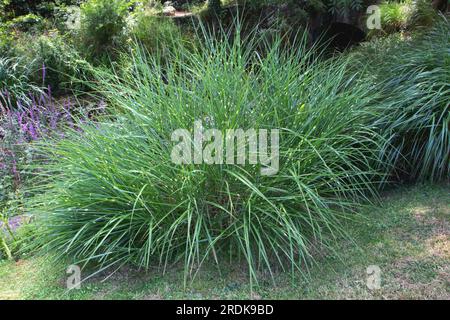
[31,28,386,285]
[355,16,449,182]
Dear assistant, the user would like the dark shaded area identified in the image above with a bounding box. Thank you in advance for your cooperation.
[432,0,449,12]
[2,0,78,19]
[174,4,367,52]
[321,22,366,51]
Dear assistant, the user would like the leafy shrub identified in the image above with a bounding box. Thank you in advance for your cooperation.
[408,0,438,27]
[0,0,80,38]
[129,12,183,60]
[0,25,14,52]
[0,0,79,20]
[14,31,92,94]
[32,28,385,284]
[5,13,45,32]
[377,0,413,33]
[373,0,438,35]
[78,0,131,62]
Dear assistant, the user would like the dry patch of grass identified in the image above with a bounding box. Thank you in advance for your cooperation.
[325,184,450,300]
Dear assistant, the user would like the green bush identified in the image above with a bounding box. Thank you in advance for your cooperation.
[373,0,438,35]
[380,1,412,32]
[0,1,80,36]
[130,12,183,60]
[0,194,25,260]
[14,31,92,94]
[0,24,14,52]
[355,16,450,182]
[78,0,131,62]
[5,13,45,32]
[32,28,385,285]
[0,0,79,20]
[408,0,438,27]
[7,219,38,259]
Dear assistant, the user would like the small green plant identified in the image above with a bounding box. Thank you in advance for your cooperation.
[373,0,438,35]
[5,13,45,32]
[0,205,16,260]
[0,229,13,260]
[0,199,36,261]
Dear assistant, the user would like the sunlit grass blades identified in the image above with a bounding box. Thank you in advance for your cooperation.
[31,27,387,286]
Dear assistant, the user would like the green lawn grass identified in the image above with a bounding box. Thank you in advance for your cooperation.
[0,184,448,300]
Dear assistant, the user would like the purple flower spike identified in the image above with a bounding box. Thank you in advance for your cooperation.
[42,63,47,84]
[28,122,38,140]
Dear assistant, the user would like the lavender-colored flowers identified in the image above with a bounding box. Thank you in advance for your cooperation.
[2,88,79,141]
[1,78,106,201]
[0,86,84,193]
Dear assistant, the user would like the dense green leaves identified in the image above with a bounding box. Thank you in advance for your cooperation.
[31,28,386,285]
[354,16,450,182]
[78,0,131,62]
[27,14,449,286]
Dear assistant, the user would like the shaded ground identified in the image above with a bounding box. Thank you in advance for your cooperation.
[0,184,448,300]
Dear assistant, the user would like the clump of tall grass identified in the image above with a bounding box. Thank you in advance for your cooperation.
[31,28,386,285]
[0,56,40,102]
[355,16,449,182]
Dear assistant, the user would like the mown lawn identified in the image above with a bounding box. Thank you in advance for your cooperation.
[0,184,448,300]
